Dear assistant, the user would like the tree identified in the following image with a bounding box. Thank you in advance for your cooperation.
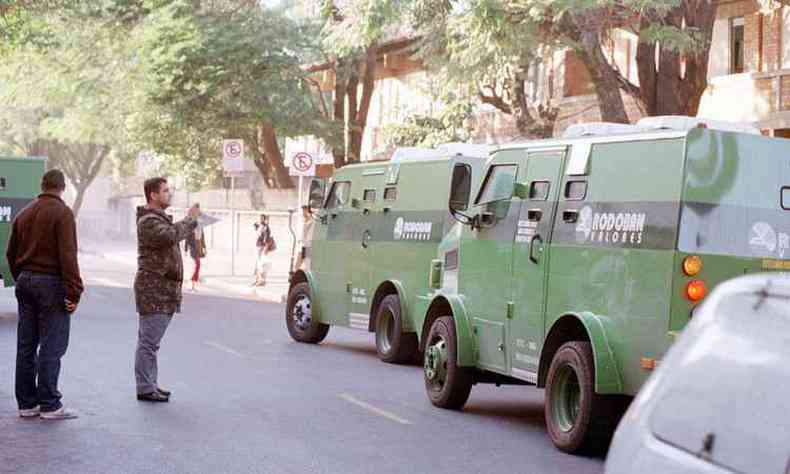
[319,1,384,167]
[0,5,139,216]
[326,0,560,140]
[511,0,718,122]
[137,0,337,189]
[344,0,724,129]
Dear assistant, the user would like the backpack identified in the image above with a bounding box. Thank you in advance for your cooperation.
[265,235,277,253]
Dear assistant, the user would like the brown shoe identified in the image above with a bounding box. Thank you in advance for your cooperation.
[137,392,169,402]
[156,387,171,397]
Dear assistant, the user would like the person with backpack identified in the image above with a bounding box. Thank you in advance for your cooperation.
[253,214,275,286]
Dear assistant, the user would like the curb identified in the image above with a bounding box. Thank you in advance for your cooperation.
[202,277,287,304]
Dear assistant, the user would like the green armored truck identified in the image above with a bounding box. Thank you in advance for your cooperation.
[0,157,47,287]
[286,146,487,364]
[416,121,790,453]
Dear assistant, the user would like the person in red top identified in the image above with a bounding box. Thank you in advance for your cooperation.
[6,169,84,420]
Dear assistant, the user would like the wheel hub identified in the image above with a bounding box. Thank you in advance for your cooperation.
[551,365,582,433]
[292,296,312,330]
[376,310,395,354]
[424,338,448,387]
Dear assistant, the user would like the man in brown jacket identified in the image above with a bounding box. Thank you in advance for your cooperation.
[6,169,84,420]
[134,177,199,402]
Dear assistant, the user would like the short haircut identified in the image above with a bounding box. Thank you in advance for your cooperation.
[41,169,66,192]
[144,177,168,203]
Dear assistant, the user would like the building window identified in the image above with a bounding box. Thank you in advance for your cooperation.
[731,17,745,74]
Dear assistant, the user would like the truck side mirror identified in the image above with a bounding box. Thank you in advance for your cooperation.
[308,178,326,209]
[513,182,529,200]
[449,164,472,212]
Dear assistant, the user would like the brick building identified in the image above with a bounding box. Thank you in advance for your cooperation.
[288,0,790,164]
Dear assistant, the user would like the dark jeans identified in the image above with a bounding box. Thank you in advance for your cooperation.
[15,272,71,413]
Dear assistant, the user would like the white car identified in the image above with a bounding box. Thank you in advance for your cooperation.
[605,274,790,474]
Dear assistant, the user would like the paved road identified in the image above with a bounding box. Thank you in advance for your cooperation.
[0,258,604,474]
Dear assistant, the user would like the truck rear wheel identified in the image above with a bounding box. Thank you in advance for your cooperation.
[286,282,329,344]
[423,316,472,409]
[544,341,623,454]
[375,294,418,364]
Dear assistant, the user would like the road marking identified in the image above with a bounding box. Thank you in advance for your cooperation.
[205,341,246,358]
[339,393,413,425]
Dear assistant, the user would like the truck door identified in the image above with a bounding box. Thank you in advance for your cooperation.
[347,172,383,330]
[509,150,565,380]
[315,180,353,325]
[466,152,522,373]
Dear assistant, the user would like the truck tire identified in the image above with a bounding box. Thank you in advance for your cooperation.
[374,294,418,364]
[423,316,473,409]
[544,341,624,454]
[286,282,329,344]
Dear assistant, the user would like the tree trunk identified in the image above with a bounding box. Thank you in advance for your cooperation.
[345,62,360,164]
[72,184,88,218]
[633,1,717,117]
[677,0,716,116]
[63,143,110,218]
[349,46,376,163]
[577,29,630,123]
[512,68,539,137]
[332,62,348,169]
[256,121,293,189]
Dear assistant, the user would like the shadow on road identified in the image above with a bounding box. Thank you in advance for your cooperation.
[316,341,379,358]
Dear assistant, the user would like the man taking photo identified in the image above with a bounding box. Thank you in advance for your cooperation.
[134,177,200,402]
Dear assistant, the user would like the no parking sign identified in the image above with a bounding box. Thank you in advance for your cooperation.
[289,152,316,177]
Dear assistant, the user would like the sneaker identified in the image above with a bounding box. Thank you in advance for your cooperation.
[40,407,79,420]
[18,406,40,418]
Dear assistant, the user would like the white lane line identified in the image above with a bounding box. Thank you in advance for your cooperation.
[339,393,413,425]
[205,341,246,358]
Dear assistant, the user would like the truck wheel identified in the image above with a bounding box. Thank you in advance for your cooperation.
[286,282,329,344]
[375,294,418,364]
[544,341,622,454]
[423,316,473,409]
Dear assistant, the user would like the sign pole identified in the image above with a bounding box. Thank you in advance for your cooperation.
[222,138,245,278]
[230,176,235,277]
[298,175,304,209]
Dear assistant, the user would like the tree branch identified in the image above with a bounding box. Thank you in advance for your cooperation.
[478,86,513,114]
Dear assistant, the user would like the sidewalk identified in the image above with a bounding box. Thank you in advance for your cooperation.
[82,240,291,303]
[0,287,15,319]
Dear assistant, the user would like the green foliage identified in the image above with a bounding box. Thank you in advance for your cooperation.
[133,0,337,183]
[382,96,473,148]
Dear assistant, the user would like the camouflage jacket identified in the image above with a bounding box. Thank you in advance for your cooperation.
[134,207,197,316]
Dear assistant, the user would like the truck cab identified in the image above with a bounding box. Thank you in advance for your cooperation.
[419,119,790,453]
[286,145,487,364]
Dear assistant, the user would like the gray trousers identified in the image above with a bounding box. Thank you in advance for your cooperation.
[135,313,173,394]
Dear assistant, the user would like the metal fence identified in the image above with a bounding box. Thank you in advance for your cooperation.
[168,208,300,276]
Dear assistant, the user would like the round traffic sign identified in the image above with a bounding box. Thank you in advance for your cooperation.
[293,152,313,172]
[224,141,243,159]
